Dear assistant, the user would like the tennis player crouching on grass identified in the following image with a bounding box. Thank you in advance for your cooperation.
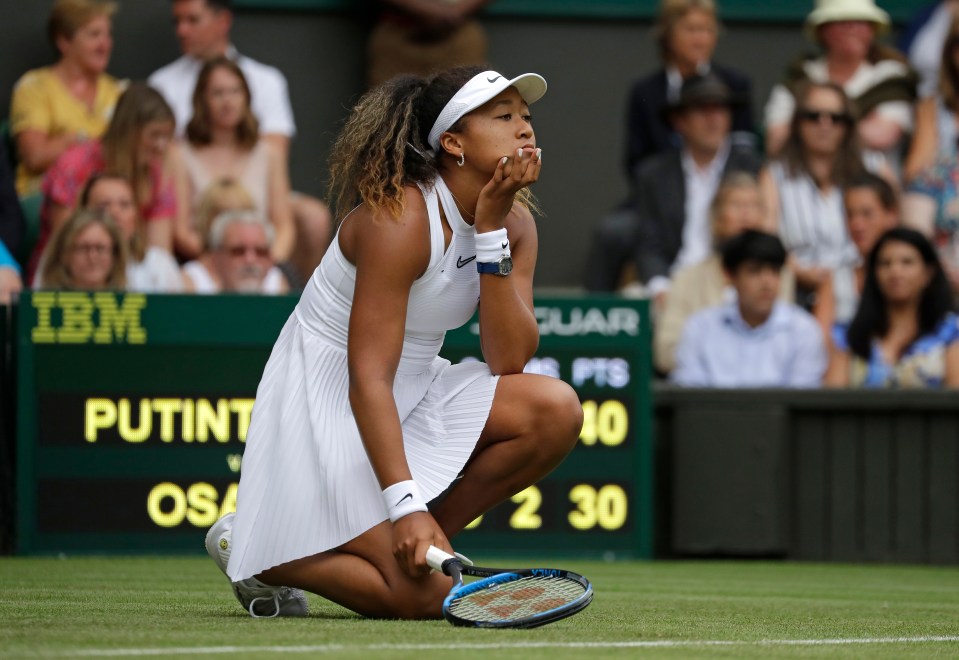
[204,65,583,619]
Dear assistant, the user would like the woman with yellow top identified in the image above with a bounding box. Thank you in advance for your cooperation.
[9,0,124,198]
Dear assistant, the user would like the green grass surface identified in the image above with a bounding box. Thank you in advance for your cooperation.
[1,557,958,659]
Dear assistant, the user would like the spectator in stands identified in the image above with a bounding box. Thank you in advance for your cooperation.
[367,0,491,88]
[760,81,884,309]
[0,241,22,305]
[654,172,795,375]
[181,209,288,294]
[901,0,959,99]
[584,72,762,297]
[763,0,917,162]
[0,140,25,262]
[624,0,754,180]
[30,82,177,282]
[902,16,959,291]
[149,0,331,284]
[79,173,183,292]
[37,208,126,290]
[813,171,899,335]
[170,57,293,265]
[825,227,959,387]
[9,0,124,199]
[672,230,827,387]
[194,176,257,246]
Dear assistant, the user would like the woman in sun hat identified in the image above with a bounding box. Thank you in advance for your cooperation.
[202,65,582,620]
[763,0,918,164]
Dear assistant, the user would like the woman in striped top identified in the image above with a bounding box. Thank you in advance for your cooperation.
[760,80,892,308]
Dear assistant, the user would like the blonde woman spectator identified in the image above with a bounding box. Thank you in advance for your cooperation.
[654,172,794,374]
[181,210,288,294]
[30,83,177,281]
[171,57,293,263]
[195,176,256,242]
[764,0,917,160]
[80,173,182,292]
[10,0,124,198]
[37,208,126,290]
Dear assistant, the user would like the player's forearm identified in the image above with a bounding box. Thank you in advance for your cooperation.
[349,380,411,488]
[477,278,538,375]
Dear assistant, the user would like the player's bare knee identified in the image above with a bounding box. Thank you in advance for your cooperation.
[533,380,583,454]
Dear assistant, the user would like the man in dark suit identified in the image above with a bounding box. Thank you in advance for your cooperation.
[623,0,755,180]
[626,63,754,181]
[584,73,763,295]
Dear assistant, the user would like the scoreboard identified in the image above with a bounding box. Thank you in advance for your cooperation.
[14,291,652,559]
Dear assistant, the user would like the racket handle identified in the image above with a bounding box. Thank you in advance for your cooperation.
[425,545,456,572]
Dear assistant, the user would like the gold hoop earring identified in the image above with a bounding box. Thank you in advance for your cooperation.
[457,153,465,167]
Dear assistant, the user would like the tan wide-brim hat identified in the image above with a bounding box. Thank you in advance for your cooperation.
[805,0,891,39]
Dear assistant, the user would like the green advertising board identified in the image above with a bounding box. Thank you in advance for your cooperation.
[15,291,652,559]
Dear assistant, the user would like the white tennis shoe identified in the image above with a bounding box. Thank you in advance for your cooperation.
[205,512,309,618]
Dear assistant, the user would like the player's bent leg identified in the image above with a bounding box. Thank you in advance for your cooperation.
[431,373,583,536]
[258,520,451,620]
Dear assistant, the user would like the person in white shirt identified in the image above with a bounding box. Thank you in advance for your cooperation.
[149,0,330,284]
[672,229,827,388]
[181,209,288,294]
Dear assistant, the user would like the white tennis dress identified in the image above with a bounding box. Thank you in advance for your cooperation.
[226,176,498,581]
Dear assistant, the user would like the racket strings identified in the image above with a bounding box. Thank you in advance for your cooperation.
[448,575,586,622]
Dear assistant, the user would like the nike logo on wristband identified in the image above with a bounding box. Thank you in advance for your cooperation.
[395,493,413,507]
[457,255,477,268]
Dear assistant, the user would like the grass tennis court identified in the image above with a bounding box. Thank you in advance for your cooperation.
[2,556,957,658]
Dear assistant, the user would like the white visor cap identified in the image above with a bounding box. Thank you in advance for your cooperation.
[427,70,547,151]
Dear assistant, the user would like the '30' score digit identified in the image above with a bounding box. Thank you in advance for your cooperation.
[463,483,629,532]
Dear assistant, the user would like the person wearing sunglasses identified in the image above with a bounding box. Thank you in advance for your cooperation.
[760,81,895,310]
[763,0,917,165]
[181,208,288,293]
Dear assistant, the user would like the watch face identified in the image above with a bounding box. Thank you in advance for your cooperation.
[499,256,513,275]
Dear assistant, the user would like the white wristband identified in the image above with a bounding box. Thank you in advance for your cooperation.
[475,228,510,262]
[382,480,428,523]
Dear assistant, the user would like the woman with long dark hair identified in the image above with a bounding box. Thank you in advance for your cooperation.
[825,227,959,387]
[760,81,875,305]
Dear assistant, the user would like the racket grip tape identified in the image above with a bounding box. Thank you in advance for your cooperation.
[425,545,455,573]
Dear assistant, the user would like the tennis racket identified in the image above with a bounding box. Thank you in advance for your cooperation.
[425,545,593,628]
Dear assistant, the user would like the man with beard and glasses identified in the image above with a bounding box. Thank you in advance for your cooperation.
[181,209,289,294]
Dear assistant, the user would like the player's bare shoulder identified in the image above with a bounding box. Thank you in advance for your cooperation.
[339,184,432,274]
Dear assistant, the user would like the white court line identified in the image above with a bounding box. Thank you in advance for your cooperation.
[15,636,959,657]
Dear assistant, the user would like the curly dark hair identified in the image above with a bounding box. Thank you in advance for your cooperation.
[326,66,537,223]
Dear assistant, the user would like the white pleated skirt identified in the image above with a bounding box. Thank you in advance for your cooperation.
[226,315,498,581]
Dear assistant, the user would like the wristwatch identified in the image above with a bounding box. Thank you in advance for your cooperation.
[476,256,513,276]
